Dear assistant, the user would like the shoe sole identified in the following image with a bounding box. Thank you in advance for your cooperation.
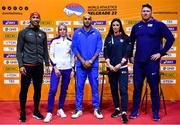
[129,113,139,119]
[44,118,52,123]
[129,116,137,119]
[111,114,121,118]
[57,113,67,118]
[94,115,103,119]
[121,118,128,123]
[19,119,26,122]
[153,118,160,121]
[94,114,103,119]
[122,119,128,123]
[71,113,82,119]
[32,115,43,120]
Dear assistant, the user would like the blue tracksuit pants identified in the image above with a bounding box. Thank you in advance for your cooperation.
[108,67,128,112]
[75,67,100,110]
[132,60,160,113]
[47,68,71,112]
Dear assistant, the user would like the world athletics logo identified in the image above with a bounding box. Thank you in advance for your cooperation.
[64,3,85,16]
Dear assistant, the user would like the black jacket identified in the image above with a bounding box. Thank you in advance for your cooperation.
[104,34,131,66]
[16,25,49,68]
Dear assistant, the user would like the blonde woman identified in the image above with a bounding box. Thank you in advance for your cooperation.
[44,24,74,122]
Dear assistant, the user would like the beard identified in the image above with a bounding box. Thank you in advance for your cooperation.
[142,14,152,22]
[83,22,91,28]
[30,21,40,27]
[143,17,151,22]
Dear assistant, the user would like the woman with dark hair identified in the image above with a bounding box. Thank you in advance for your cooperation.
[104,18,131,123]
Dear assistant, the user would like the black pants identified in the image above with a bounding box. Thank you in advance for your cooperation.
[108,67,128,112]
[19,64,44,112]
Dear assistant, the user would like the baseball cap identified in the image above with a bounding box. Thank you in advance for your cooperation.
[30,12,40,18]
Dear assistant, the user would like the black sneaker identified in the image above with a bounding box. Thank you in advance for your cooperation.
[33,111,44,120]
[19,111,26,122]
[122,112,128,124]
[111,109,121,118]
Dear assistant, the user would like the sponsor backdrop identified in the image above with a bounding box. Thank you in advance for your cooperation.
[1,0,180,101]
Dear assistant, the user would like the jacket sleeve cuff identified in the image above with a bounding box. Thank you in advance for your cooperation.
[105,58,110,62]
[160,50,166,57]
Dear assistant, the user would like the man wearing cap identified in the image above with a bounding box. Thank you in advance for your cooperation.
[16,12,49,122]
[129,4,174,121]
[71,13,103,119]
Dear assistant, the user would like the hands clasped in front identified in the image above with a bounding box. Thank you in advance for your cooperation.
[108,64,121,72]
[82,60,92,69]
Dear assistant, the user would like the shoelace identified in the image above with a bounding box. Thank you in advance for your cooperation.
[114,110,120,114]
[35,111,43,117]
[96,109,101,115]
[74,110,79,114]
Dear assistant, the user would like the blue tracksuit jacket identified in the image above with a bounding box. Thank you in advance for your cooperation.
[130,19,175,62]
[71,27,102,67]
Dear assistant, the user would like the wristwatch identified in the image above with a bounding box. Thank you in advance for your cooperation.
[89,60,93,64]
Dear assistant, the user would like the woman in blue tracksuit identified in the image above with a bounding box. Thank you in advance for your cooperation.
[44,24,74,122]
[104,18,131,123]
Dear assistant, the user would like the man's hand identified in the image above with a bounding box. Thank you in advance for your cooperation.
[81,60,92,69]
[82,60,87,68]
[84,61,92,69]
[151,53,161,61]
[19,67,26,75]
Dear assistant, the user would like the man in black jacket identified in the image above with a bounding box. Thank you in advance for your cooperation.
[16,12,49,122]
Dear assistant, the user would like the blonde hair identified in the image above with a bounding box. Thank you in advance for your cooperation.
[58,23,67,31]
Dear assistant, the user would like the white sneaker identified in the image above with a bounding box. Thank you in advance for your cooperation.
[94,109,103,119]
[43,112,52,123]
[57,109,67,118]
[71,110,82,119]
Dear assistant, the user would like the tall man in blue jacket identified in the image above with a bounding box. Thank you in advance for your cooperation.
[71,13,103,119]
[129,3,174,121]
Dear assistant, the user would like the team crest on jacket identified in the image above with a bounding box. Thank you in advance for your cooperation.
[38,33,42,37]
[148,24,153,27]
[120,39,124,43]
[28,33,33,36]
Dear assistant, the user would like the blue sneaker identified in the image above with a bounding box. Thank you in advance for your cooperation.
[153,112,160,121]
[129,109,139,119]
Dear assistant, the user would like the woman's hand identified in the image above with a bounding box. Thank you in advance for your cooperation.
[54,67,61,77]
[70,70,75,78]
[114,64,121,72]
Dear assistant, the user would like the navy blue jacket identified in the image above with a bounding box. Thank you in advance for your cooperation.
[104,34,131,66]
[130,19,175,62]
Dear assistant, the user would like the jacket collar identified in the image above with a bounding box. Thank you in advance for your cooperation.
[80,26,95,34]
[28,24,40,29]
